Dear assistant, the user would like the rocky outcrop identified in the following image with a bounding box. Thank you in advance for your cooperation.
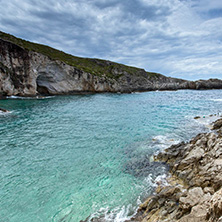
[0,38,120,96]
[1,31,222,97]
[0,107,9,112]
[128,118,222,222]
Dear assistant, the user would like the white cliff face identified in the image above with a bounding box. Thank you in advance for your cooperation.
[30,51,121,95]
[0,40,120,96]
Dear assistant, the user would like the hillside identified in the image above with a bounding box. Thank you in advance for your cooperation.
[0,31,222,96]
[0,31,161,80]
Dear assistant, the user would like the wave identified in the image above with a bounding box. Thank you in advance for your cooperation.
[6,95,55,99]
[88,175,169,222]
[0,110,12,115]
[151,135,181,150]
[88,204,137,222]
[130,92,141,94]
[209,99,222,102]
[87,174,169,222]
[193,113,221,128]
[153,173,169,187]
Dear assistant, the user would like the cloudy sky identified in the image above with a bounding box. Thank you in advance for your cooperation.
[0,0,222,80]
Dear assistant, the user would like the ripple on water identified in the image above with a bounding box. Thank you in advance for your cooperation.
[1,90,222,221]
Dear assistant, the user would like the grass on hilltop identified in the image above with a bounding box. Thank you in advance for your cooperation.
[0,31,161,79]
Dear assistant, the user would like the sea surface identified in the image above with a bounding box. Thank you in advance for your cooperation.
[1,90,222,222]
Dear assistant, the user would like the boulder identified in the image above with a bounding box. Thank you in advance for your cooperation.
[179,187,204,211]
[207,188,222,221]
[213,119,222,130]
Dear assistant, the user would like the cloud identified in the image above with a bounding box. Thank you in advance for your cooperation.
[0,0,221,80]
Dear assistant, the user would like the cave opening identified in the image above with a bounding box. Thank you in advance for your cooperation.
[36,74,50,95]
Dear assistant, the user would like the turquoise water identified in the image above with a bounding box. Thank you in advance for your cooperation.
[1,90,222,222]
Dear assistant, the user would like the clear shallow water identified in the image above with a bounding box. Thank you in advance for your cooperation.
[1,90,222,222]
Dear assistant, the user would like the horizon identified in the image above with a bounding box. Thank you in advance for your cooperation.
[0,0,222,80]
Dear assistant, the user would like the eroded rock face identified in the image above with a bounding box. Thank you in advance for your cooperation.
[1,38,222,96]
[0,39,36,96]
[0,39,120,96]
[127,118,222,222]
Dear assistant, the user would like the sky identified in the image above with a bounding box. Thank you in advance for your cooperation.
[0,0,222,80]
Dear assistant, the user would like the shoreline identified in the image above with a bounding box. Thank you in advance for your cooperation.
[1,88,222,99]
[127,117,222,222]
[1,32,222,97]
[0,88,222,100]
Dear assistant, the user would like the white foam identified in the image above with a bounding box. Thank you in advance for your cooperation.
[194,114,221,129]
[6,95,54,99]
[142,174,153,186]
[143,172,169,189]
[0,110,11,115]
[89,205,137,222]
[106,206,132,222]
[210,99,222,102]
[154,174,169,187]
[6,95,20,99]
[151,135,181,150]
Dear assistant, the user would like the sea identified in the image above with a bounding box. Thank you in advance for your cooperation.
[1,89,222,222]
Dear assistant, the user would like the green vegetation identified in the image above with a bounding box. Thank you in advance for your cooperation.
[0,31,161,79]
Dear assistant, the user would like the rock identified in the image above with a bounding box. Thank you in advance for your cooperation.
[160,210,168,217]
[179,187,204,211]
[207,188,222,221]
[204,187,214,195]
[179,147,204,167]
[0,107,9,112]
[179,213,206,222]
[195,79,222,90]
[213,119,222,130]
[191,204,208,218]
[165,201,177,213]
[146,196,159,210]
[179,194,211,221]
[159,186,183,200]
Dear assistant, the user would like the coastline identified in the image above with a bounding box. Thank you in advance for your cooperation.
[1,32,222,97]
[127,117,222,222]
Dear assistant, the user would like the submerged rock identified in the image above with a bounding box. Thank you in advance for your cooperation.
[123,156,167,177]
[0,107,9,112]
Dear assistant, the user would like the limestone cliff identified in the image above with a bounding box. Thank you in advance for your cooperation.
[0,31,222,96]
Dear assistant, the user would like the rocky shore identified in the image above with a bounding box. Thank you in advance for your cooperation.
[127,118,222,222]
